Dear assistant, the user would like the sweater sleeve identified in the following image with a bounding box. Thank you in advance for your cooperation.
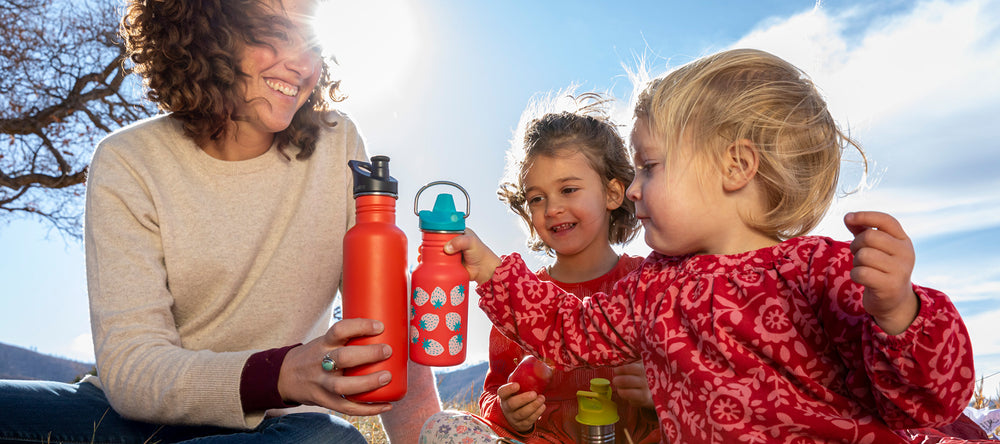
[85,138,257,429]
[810,238,975,428]
[240,345,300,412]
[476,253,641,371]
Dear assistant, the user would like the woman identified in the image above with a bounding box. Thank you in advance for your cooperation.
[0,0,439,442]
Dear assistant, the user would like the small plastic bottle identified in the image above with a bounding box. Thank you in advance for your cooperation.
[409,181,471,366]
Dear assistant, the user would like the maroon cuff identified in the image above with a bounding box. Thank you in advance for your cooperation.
[240,344,301,412]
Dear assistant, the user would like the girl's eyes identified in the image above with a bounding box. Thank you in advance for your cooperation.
[636,161,658,174]
[525,185,581,208]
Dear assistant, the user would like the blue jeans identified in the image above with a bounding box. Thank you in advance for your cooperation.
[0,380,366,443]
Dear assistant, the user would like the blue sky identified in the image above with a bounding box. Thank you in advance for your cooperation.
[2,0,999,397]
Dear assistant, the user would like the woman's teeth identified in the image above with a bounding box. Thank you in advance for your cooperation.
[266,79,298,97]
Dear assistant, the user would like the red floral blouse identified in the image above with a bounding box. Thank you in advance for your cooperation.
[478,254,660,443]
[477,236,975,443]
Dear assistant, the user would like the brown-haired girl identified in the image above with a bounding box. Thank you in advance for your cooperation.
[421,91,658,443]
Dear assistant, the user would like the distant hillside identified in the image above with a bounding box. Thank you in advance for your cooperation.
[0,340,489,404]
[0,342,93,382]
[434,361,488,405]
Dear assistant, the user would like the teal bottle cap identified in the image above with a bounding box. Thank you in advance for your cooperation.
[418,194,466,232]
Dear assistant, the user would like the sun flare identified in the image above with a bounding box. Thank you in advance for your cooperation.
[313,0,422,105]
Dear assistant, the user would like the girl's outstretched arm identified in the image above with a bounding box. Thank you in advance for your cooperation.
[444,228,502,285]
[844,211,919,335]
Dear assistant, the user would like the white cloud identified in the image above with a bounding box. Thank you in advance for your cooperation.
[62,333,95,364]
[730,0,1000,194]
[965,309,1000,356]
[734,0,1000,124]
[726,0,1000,396]
[814,188,1000,239]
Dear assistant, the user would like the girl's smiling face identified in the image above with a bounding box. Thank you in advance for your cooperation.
[522,148,621,259]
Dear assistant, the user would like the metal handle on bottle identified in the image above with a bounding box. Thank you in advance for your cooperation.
[413,180,471,219]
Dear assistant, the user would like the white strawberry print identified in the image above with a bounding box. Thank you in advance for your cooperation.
[430,287,447,308]
[450,285,465,306]
[413,287,430,307]
[448,334,463,356]
[445,312,462,332]
[409,325,419,344]
[422,338,444,356]
[418,313,439,331]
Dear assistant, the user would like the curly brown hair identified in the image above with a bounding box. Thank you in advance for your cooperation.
[120,0,343,159]
[499,92,639,255]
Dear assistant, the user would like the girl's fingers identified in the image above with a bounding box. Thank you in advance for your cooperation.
[844,211,907,240]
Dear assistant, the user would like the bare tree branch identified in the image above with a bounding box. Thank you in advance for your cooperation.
[0,0,155,239]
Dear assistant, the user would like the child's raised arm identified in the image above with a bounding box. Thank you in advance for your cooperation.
[444,228,503,285]
[844,211,920,335]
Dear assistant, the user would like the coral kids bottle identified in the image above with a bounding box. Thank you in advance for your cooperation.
[342,155,408,402]
[409,181,471,366]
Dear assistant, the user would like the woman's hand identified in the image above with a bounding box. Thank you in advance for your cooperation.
[277,318,395,416]
[613,361,654,409]
[844,211,919,335]
[497,381,546,434]
[443,228,502,285]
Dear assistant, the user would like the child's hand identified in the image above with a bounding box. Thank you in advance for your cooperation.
[613,361,655,409]
[443,228,502,284]
[844,211,919,335]
[497,381,546,433]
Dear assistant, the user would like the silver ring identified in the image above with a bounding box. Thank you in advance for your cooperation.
[321,352,337,372]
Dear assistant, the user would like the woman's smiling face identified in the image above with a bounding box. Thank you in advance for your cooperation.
[236,0,323,138]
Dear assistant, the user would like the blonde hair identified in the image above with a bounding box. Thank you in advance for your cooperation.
[634,48,865,239]
[499,90,639,255]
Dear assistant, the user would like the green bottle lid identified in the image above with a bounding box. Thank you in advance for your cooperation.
[575,377,619,426]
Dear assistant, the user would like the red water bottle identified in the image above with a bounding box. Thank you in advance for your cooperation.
[342,155,408,402]
[409,181,471,366]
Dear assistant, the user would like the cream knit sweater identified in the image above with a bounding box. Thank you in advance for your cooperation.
[83,112,435,432]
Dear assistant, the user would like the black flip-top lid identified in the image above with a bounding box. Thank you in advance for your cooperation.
[349,155,398,198]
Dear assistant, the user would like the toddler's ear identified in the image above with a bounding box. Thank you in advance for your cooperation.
[722,139,759,192]
[605,178,626,210]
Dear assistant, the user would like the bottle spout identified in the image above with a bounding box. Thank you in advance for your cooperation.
[349,155,398,198]
[575,378,619,426]
[370,155,391,180]
[413,181,470,232]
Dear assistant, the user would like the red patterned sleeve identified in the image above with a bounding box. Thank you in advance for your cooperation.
[807,238,975,428]
[476,253,641,370]
[864,283,975,427]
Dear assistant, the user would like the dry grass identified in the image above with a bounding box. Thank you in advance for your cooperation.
[972,377,1000,410]
[336,384,482,444]
[339,379,1000,443]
